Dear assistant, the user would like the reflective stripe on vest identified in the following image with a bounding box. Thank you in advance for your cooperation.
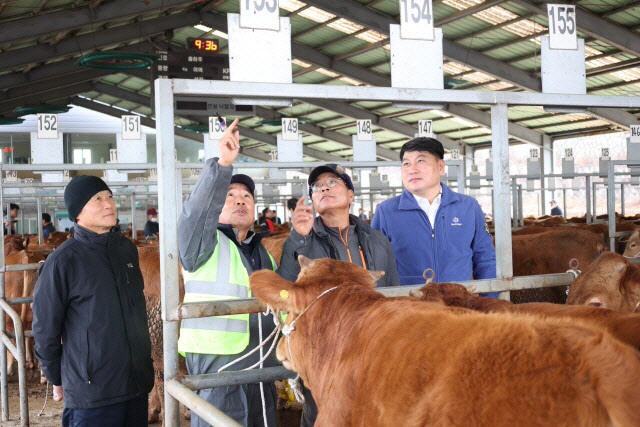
[178,231,276,356]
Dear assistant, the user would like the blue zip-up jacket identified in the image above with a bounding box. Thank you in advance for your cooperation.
[372,184,496,286]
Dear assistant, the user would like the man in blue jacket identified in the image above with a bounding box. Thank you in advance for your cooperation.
[372,137,496,291]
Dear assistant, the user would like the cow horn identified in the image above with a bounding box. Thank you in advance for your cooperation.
[466,285,477,294]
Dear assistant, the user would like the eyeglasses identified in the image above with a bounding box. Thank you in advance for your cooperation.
[311,177,344,192]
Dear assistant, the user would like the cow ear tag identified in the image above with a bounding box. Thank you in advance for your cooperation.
[280,290,289,299]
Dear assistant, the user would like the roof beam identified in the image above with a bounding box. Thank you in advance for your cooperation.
[512,0,640,58]
[436,0,507,26]
[301,0,541,91]
[0,11,199,72]
[0,82,94,115]
[0,0,200,45]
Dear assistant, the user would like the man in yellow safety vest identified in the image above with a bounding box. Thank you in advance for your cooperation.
[178,118,279,427]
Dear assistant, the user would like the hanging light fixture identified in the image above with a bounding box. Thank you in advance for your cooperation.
[75,51,158,70]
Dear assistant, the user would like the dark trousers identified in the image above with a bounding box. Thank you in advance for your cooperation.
[186,352,278,427]
[300,382,318,427]
[62,396,148,427]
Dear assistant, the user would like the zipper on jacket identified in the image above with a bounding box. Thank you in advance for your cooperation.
[86,330,91,384]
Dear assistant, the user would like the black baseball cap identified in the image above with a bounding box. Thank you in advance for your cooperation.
[230,174,255,197]
[308,164,354,198]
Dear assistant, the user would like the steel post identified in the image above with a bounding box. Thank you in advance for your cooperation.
[517,185,523,227]
[0,163,7,422]
[592,181,597,220]
[155,78,180,427]
[166,381,241,427]
[607,161,616,252]
[491,104,512,298]
[130,193,136,235]
[585,175,591,223]
[36,196,43,244]
[621,183,625,217]
[0,300,28,426]
[511,178,517,228]
[562,188,567,218]
[19,207,24,235]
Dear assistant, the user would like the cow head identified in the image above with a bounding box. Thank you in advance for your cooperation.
[623,229,640,258]
[250,256,384,373]
[567,252,640,312]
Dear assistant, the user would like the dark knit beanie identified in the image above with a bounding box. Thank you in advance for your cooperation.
[64,175,112,222]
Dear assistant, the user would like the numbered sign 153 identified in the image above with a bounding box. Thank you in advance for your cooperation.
[209,116,226,140]
[122,115,141,140]
[37,113,58,139]
[418,120,433,137]
[281,118,299,141]
[240,0,280,31]
[356,120,373,141]
[399,0,435,40]
[547,4,577,50]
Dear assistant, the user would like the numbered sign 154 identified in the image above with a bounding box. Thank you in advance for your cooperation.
[209,116,226,140]
[281,118,299,141]
[356,120,373,141]
[240,0,280,31]
[399,0,435,40]
[122,115,141,140]
[418,120,433,137]
[37,113,58,139]
[547,4,577,50]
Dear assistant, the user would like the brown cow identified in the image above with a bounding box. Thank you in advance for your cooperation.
[623,227,640,258]
[411,282,640,351]
[567,251,640,312]
[511,228,605,303]
[4,250,45,375]
[250,257,640,427]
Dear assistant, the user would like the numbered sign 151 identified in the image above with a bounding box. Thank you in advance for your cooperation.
[281,118,299,141]
[399,0,435,40]
[418,120,433,137]
[547,4,577,50]
[37,113,58,139]
[240,0,280,31]
[122,115,141,140]
[356,120,373,141]
[209,116,226,140]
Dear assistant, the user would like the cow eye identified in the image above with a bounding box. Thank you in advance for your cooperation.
[588,302,602,307]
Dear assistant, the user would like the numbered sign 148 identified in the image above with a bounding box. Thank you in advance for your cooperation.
[357,120,373,141]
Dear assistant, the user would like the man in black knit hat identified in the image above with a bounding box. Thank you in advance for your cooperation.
[33,175,154,427]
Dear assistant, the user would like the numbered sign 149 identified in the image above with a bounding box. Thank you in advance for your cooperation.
[37,113,58,139]
[547,4,577,50]
[281,118,299,141]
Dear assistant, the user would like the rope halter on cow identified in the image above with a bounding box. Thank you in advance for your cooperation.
[282,285,340,403]
[565,258,581,295]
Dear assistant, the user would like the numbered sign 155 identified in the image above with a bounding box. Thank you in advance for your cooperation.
[37,113,58,139]
[547,4,577,50]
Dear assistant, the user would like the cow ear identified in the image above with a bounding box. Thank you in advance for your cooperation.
[369,270,385,284]
[465,285,477,294]
[409,289,424,298]
[249,270,295,312]
[298,255,315,271]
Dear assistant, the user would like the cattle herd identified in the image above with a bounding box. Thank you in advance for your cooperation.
[2,212,640,426]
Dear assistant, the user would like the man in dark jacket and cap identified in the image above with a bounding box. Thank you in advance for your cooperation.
[33,175,154,426]
[278,163,401,426]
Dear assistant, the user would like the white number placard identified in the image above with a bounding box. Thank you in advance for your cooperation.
[208,116,226,140]
[5,171,17,182]
[565,148,573,158]
[121,115,141,140]
[450,149,460,160]
[601,147,610,158]
[281,118,299,141]
[631,125,640,143]
[63,170,70,181]
[356,120,373,141]
[530,148,539,158]
[471,164,479,173]
[547,4,577,50]
[149,169,158,181]
[189,168,201,180]
[37,113,58,139]
[418,119,433,137]
[399,0,434,40]
[109,148,118,163]
[240,0,280,31]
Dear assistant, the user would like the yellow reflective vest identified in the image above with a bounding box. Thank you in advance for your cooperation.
[178,230,276,355]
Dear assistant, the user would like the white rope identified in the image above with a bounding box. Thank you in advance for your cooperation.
[37,381,49,417]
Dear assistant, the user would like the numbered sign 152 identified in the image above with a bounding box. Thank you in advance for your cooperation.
[547,4,577,50]
[399,0,434,40]
[37,113,58,139]
[122,115,141,140]
[281,118,299,141]
[240,0,280,31]
[356,120,373,141]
